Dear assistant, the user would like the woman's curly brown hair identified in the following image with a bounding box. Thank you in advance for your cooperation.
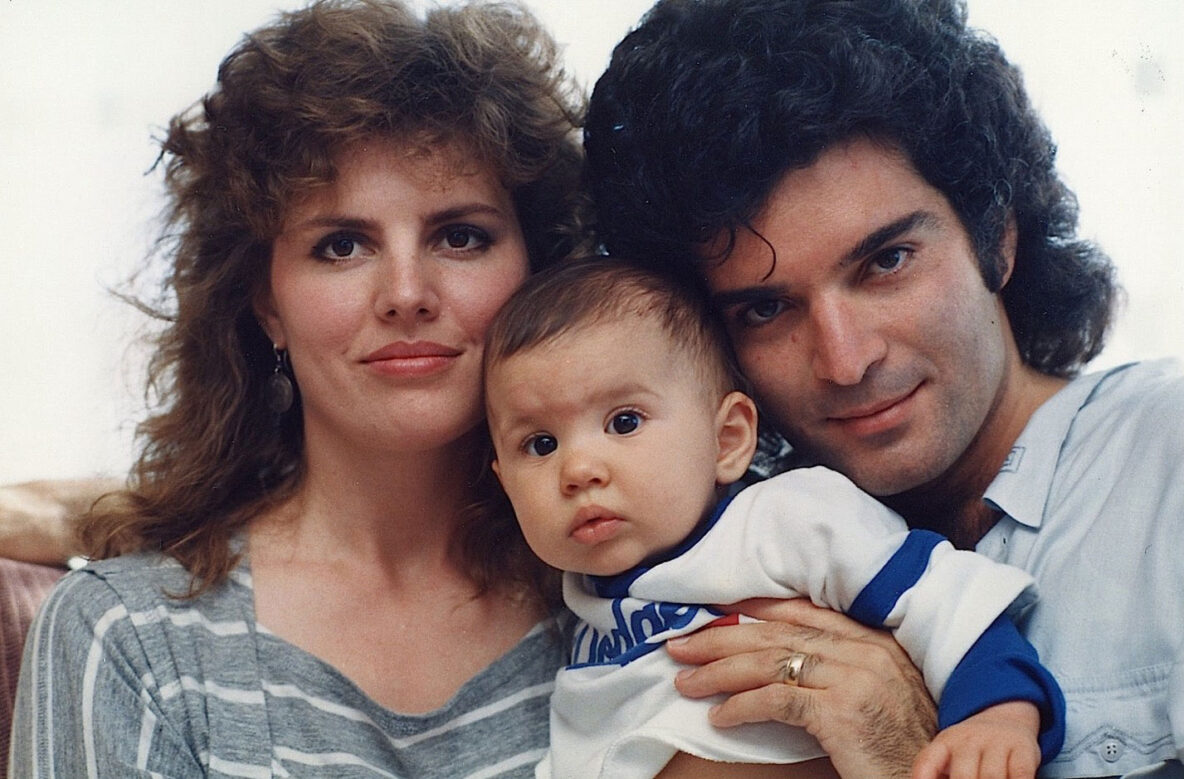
[83,0,584,603]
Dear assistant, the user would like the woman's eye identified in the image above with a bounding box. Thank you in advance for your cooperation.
[440,225,490,252]
[740,299,786,327]
[313,233,365,262]
[607,412,642,436]
[524,434,558,457]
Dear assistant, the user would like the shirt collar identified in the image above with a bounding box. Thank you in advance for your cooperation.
[983,364,1129,530]
[590,492,735,598]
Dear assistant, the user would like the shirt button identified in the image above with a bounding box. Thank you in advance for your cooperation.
[1100,738,1124,762]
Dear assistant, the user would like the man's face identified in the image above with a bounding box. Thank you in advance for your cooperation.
[704,138,1019,497]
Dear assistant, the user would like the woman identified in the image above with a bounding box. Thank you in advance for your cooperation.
[10,1,584,775]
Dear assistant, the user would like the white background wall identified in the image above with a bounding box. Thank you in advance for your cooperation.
[1,1,1180,484]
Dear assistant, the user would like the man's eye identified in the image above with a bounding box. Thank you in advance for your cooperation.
[870,247,910,274]
[741,299,786,326]
[524,434,558,457]
[606,412,642,435]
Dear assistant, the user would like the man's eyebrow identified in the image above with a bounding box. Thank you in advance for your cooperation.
[708,210,941,308]
[841,210,940,266]
[710,283,789,309]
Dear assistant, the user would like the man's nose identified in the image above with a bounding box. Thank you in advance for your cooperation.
[808,297,887,385]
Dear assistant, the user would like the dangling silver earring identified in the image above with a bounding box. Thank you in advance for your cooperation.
[266,345,295,414]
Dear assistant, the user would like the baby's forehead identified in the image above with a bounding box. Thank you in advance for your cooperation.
[546,308,680,351]
[488,314,681,386]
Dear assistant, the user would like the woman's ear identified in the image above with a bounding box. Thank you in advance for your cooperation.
[714,391,759,486]
[253,286,285,349]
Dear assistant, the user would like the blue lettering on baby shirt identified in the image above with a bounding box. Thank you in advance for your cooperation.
[568,597,720,668]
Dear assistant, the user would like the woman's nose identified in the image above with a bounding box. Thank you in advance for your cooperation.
[375,250,441,321]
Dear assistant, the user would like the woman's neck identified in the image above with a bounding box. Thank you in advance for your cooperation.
[255,426,486,574]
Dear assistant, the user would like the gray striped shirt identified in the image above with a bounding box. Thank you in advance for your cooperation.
[10,553,563,777]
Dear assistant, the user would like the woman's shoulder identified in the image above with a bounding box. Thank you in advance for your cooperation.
[41,551,250,631]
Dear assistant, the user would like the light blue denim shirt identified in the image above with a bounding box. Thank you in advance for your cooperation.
[977,360,1184,778]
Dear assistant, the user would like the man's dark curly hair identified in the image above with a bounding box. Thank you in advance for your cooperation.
[585,0,1117,377]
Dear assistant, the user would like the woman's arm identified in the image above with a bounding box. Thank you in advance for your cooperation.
[667,598,936,779]
[10,570,204,776]
[0,478,118,564]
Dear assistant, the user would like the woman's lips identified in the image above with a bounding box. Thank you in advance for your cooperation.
[362,341,462,377]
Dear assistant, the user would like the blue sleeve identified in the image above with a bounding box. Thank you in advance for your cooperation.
[938,615,1066,765]
[847,530,944,626]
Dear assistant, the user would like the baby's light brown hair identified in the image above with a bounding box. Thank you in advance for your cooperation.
[484,255,747,401]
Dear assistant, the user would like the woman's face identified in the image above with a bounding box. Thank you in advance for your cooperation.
[258,138,529,458]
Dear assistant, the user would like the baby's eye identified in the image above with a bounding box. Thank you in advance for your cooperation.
[524,434,558,457]
[606,412,642,436]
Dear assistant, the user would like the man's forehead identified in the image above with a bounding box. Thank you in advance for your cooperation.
[699,142,954,295]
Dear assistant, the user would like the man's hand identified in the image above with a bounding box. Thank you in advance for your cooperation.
[667,597,936,779]
[912,701,1040,779]
[0,478,117,564]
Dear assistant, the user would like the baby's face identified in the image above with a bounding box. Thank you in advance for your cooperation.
[486,315,726,576]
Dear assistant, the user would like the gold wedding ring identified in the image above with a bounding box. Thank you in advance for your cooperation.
[780,651,809,686]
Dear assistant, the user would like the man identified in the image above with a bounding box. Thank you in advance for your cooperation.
[584,0,1184,776]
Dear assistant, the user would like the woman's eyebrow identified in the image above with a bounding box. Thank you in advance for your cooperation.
[428,203,510,224]
[288,215,378,232]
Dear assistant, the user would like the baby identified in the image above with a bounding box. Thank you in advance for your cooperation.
[484,257,1064,778]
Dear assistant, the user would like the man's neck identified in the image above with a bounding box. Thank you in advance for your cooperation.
[885,365,1067,549]
[884,482,1002,550]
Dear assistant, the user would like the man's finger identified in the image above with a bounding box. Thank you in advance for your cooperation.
[722,597,904,650]
[674,646,830,698]
[705,683,821,729]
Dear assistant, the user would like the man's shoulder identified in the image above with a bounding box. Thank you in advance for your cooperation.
[1048,358,1184,475]
[1081,358,1184,427]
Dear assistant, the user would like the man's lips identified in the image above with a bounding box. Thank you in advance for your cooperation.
[825,383,922,436]
[569,505,624,545]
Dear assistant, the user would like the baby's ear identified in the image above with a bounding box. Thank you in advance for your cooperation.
[714,391,758,485]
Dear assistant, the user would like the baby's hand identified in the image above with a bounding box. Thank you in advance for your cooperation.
[911,700,1040,779]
